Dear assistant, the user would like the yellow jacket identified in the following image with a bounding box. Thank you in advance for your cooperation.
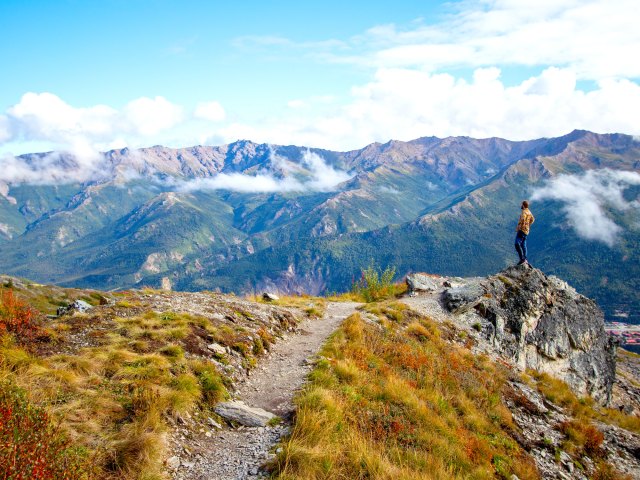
[517,208,535,235]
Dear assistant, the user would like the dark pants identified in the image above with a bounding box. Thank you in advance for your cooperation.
[515,230,527,262]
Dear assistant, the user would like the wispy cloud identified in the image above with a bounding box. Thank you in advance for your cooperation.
[531,169,640,246]
[237,0,640,80]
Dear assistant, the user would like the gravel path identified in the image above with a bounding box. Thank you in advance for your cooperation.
[173,301,360,480]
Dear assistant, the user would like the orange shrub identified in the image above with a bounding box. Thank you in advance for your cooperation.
[0,289,43,341]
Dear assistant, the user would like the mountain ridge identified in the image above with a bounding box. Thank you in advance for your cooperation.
[1,130,639,327]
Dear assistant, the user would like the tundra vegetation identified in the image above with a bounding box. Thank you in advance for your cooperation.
[1,278,638,479]
[270,303,637,480]
[0,282,305,479]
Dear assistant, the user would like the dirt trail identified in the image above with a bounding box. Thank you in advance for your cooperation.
[172,301,360,480]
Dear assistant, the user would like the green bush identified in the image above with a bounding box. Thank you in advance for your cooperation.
[352,263,396,302]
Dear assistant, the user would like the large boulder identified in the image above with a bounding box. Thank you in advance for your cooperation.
[441,283,485,310]
[406,273,443,293]
[443,266,616,404]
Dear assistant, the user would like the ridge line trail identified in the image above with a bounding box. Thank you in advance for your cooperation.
[175,301,360,480]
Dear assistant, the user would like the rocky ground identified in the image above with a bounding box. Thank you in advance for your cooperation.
[403,268,640,479]
[167,302,360,480]
[158,268,640,480]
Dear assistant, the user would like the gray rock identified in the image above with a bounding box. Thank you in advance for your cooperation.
[71,299,93,312]
[262,292,279,302]
[207,417,222,429]
[207,343,227,355]
[441,283,485,311]
[214,401,275,427]
[166,456,181,469]
[406,273,442,293]
[57,299,93,316]
[461,266,616,405]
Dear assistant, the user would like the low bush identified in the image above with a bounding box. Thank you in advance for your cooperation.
[0,380,92,479]
[0,289,45,342]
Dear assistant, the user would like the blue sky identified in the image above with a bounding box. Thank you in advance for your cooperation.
[0,1,439,113]
[1,0,639,162]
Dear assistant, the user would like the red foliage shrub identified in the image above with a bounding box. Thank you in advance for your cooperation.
[0,289,44,342]
[0,381,91,479]
[583,424,605,456]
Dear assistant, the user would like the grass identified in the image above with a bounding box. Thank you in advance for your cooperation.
[526,371,640,433]
[0,287,302,479]
[1,277,109,315]
[271,306,539,480]
[246,293,328,318]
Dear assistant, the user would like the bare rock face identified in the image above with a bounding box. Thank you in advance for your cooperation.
[442,265,616,404]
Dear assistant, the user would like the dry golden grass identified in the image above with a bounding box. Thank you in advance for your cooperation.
[0,288,300,479]
[246,293,328,318]
[271,307,539,480]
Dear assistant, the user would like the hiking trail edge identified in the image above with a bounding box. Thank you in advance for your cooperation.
[171,301,360,480]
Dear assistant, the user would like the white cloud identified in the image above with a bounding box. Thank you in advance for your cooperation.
[213,66,640,150]
[0,93,210,184]
[194,101,226,122]
[531,169,640,246]
[180,150,351,193]
[235,1,640,80]
[124,96,184,136]
[8,92,117,142]
[0,150,108,185]
[0,115,11,143]
[301,150,352,190]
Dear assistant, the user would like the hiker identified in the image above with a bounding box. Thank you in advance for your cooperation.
[515,200,535,266]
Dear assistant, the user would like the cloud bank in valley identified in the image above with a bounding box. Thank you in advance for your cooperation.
[531,169,640,246]
[180,150,352,193]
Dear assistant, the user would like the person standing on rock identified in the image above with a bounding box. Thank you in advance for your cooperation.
[515,200,535,266]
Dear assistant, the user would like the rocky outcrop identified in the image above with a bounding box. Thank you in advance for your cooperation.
[442,266,616,404]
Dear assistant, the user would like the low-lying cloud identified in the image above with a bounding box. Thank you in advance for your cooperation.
[531,169,640,246]
[180,150,352,193]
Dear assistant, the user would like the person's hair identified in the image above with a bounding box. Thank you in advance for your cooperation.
[522,200,529,209]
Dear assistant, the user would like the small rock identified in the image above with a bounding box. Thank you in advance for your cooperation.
[215,401,276,427]
[207,343,227,355]
[262,292,279,302]
[166,456,181,469]
[207,417,222,429]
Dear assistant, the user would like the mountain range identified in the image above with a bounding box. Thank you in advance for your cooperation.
[1,130,639,323]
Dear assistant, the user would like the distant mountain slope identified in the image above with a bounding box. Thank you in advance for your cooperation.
[0,130,638,322]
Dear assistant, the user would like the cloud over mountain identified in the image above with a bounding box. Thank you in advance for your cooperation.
[180,150,351,193]
[532,169,640,246]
